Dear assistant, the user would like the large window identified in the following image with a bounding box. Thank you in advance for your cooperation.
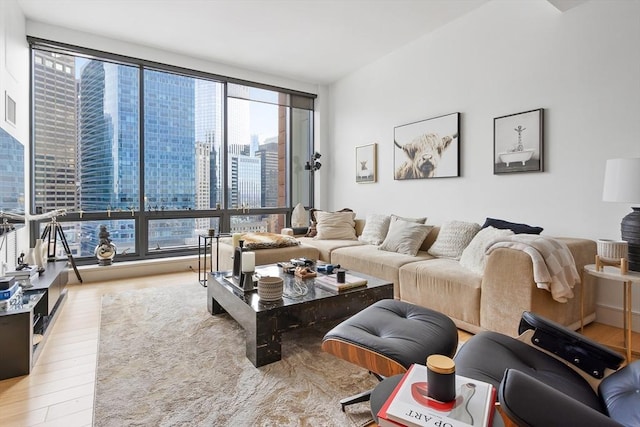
[30,40,314,263]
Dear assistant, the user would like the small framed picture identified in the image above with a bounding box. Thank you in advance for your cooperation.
[494,108,543,174]
[356,143,377,183]
[394,112,460,180]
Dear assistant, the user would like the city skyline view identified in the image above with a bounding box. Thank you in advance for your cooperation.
[32,49,304,259]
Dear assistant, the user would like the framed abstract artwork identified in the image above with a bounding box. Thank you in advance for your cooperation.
[494,108,544,174]
[356,143,377,183]
[393,112,460,180]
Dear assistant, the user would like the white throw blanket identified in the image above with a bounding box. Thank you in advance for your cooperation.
[486,235,580,303]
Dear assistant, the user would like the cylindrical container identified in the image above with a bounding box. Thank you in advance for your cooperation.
[336,269,346,283]
[426,354,456,403]
[597,239,628,263]
[258,276,284,301]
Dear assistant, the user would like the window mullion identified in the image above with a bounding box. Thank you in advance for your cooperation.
[138,63,147,258]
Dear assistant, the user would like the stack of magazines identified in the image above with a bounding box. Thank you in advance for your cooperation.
[377,363,496,427]
[314,273,367,292]
[0,279,22,311]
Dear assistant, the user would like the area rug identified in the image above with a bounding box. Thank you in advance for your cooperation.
[94,283,377,427]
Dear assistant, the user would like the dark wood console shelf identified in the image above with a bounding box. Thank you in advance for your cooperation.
[0,261,68,380]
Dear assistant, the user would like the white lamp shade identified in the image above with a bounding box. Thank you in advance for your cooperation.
[602,158,640,203]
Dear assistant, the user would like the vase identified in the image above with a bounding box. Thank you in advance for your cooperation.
[33,239,46,271]
[24,248,35,265]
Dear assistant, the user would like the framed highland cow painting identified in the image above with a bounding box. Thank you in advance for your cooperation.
[493,108,544,174]
[393,112,460,180]
[356,143,377,183]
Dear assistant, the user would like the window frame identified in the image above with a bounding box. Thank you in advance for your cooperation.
[28,37,316,264]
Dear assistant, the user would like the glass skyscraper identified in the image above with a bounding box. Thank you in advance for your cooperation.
[0,128,24,213]
[79,60,140,211]
[144,70,197,250]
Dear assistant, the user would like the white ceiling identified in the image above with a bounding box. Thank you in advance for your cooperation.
[17,0,492,85]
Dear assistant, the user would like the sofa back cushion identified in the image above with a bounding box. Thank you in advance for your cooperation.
[379,218,433,256]
[482,217,543,235]
[306,208,353,237]
[314,210,358,240]
[420,226,440,252]
[428,220,481,260]
[358,214,391,245]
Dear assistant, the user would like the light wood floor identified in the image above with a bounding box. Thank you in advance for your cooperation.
[0,271,638,426]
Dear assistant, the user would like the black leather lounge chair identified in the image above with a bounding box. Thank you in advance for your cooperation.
[371,311,640,427]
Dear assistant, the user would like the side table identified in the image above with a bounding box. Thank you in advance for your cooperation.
[583,264,640,363]
[198,233,231,287]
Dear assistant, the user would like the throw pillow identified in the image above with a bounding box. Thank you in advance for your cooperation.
[391,214,427,224]
[305,208,353,237]
[241,232,301,250]
[482,217,543,235]
[358,214,391,245]
[314,210,357,240]
[459,226,514,274]
[428,220,481,260]
[379,218,433,256]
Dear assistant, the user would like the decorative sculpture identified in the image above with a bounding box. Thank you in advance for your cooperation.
[95,225,116,266]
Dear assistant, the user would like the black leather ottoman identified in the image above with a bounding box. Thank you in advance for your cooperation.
[322,299,458,411]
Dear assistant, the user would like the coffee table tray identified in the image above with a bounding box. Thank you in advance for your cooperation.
[223,275,258,294]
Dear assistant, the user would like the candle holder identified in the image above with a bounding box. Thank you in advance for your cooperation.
[241,270,255,291]
[241,251,256,290]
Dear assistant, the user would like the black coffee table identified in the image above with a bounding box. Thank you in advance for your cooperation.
[207,264,393,367]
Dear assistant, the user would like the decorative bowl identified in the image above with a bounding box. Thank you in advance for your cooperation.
[596,239,628,263]
[257,276,284,302]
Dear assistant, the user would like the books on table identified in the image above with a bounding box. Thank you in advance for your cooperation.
[378,364,496,427]
[314,273,367,292]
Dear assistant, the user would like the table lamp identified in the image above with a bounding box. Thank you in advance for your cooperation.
[602,158,640,272]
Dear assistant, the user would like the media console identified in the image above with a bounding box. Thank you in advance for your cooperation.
[0,261,68,380]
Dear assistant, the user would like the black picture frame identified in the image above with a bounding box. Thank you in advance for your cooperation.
[493,108,544,174]
[393,112,460,180]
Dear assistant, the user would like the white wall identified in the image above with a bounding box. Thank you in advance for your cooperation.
[0,0,29,143]
[26,21,319,96]
[0,0,29,271]
[325,0,640,329]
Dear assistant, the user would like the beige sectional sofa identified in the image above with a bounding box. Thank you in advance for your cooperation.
[214,217,596,337]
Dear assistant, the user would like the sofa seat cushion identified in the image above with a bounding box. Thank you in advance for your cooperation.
[399,258,482,330]
[297,236,365,262]
[330,245,433,297]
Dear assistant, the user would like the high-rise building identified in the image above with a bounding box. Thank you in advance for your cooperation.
[143,70,196,249]
[79,61,140,211]
[229,155,261,210]
[77,60,140,254]
[194,79,222,232]
[257,140,279,208]
[33,51,77,212]
[0,128,24,213]
[78,65,198,251]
